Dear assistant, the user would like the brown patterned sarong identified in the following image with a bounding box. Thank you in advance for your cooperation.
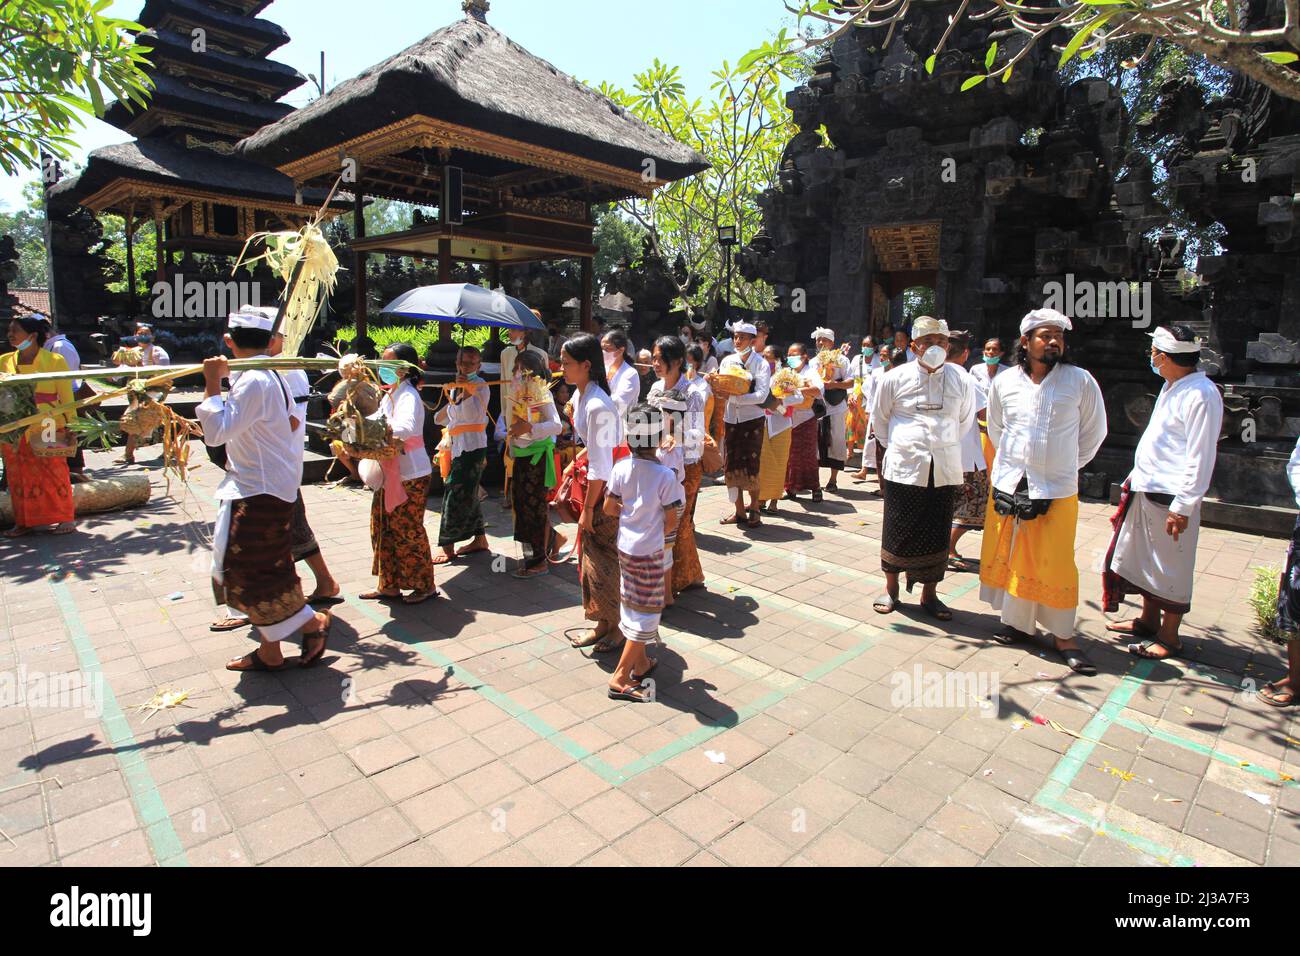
[371,476,436,592]
[785,418,820,493]
[218,494,306,627]
[511,450,550,569]
[723,417,764,493]
[290,492,320,562]
[581,500,621,623]
[438,448,487,547]
[953,469,990,530]
[672,461,705,593]
[881,466,955,587]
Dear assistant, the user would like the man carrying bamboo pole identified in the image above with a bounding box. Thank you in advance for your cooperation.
[198,307,331,671]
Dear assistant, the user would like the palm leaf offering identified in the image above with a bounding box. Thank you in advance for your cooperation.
[0,378,37,446]
[816,349,842,383]
[770,367,802,399]
[236,223,339,358]
[66,412,119,451]
[323,355,395,459]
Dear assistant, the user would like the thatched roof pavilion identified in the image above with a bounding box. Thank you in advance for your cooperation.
[238,1,707,334]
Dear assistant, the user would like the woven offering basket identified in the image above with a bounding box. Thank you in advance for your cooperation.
[345,441,400,461]
[30,435,78,458]
[710,371,752,397]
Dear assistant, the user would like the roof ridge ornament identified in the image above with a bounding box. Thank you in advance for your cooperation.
[462,0,489,22]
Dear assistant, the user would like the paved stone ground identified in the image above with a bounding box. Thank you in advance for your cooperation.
[0,444,1295,867]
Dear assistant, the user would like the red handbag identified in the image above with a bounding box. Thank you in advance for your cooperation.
[548,445,631,524]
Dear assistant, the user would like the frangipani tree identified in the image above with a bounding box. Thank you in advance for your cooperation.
[767,0,1299,101]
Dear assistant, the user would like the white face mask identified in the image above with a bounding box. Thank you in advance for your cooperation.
[920,345,946,370]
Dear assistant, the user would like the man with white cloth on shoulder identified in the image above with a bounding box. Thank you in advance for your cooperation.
[1102,325,1223,660]
[812,327,853,493]
[979,308,1107,675]
[199,307,331,673]
[870,316,976,621]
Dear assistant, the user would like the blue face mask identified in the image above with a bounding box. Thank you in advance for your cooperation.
[861,348,874,357]
[138,334,153,343]
[379,366,400,386]
[786,356,802,369]
[983,355,1000,365]
[13,337,33,352]
[1149,358,1162,377]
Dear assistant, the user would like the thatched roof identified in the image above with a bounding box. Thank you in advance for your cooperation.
[49,138,346,211]
[105,72,294,133]
[238,16,708,185]
[134,28,306,98]
[137,0,290,54]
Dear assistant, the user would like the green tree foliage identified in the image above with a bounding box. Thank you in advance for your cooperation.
[596,43,799,320]
[0,182,50,287]
[592,203,646,280]
[99,213,157,296]
[0,0,155,176]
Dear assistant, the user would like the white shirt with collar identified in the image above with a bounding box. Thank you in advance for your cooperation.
[280,368,310,467]
[197,366,300,503]
[788,364,824,428]
[870,360,976,488]
[43,333,81,390]
[607,359,641,420]
[987,363,1107,499]
[376,379,432,481]
[954,364,987,473]
[1128,370,1223,516]
[573,382,623,483]
[720,347,772,425]
[435,378,489,458]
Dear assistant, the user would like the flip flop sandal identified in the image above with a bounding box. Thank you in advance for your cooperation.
[307,594,345,606]
[632,660,658,683]
[512,563,549,579]
[455,546,491,557]
[431,553,458,565]
[873,593,897,614]
[720,514,744,525]
[1056,644,1097,676]
[920,599,953,622]
[568,629,604,649]
[1128,638,1183,660]
[226,649,288,672]
[1257,683,1297,708]
[608,683,653,703]
[2,526,31,539]
[811,491,824,502]
[1106,618,1157,639]
[784,491,799,501]
[746,510,763,528]
[358,590,401,601]
[52,523,76,535]
[593,636,625,654]
[300,616,332,668]
[403,589,439,605]
[210,617,250,632]
[947,556,972,573]
[993,625,1028,645]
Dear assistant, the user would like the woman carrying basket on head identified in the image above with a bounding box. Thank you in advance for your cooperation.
[508,349,567,578]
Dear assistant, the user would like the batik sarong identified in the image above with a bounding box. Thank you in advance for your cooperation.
[371,476,436,592]
[723,418,764,493]
[437,448,487,547]
[881,467,955,587]
[785,418,820,493]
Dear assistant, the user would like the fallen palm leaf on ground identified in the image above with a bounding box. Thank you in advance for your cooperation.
[135,687,197,722]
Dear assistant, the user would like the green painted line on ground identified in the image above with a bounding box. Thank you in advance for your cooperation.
[1112,713,1300,789]
[49,581,189,867]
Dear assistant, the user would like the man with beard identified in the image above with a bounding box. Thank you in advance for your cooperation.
[980,308,1107,674]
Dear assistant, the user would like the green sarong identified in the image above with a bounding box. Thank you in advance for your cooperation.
[437,447,487,547]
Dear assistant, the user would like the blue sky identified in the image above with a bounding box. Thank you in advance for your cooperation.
[1,0,797,212]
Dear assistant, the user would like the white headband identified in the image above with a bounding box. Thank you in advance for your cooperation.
[811,328,834,343]
[1150,327,1202,355]
[228,306,277,332]
[731,322,757,337]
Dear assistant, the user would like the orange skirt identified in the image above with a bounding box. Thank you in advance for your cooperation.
[1,438,74,527]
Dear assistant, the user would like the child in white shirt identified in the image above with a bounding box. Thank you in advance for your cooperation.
[603,402,682,702]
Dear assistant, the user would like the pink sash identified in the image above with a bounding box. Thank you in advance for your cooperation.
[381,437,425,513]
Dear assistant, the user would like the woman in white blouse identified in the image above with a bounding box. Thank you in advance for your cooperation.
[360,344,438,605]
[601,329,641,421]
[648,335,705,596]
[508,349,566,578]
[563,333,626,652]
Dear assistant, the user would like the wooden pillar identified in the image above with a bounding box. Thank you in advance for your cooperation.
[153,217,165,285]
[437,237,452,341]
[580,255,594,334]
[124,210,137,319]
[353,190,367,338]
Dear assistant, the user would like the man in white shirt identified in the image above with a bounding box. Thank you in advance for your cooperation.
[1102,325,1223,660]
[979,308,1108,674]
[871,317,975,619]
[199,308,330,673]
[812,328,852,491]
[1260,436,1300,707]
[711,321,771,527]
[946,331,990,571]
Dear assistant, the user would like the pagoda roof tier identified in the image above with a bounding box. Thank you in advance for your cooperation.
[106,72,295,139]
[133,28,306,102]
[137,0,290,57]
[237,17,708,204]
[49,138,349,220]
[208,0,274,17]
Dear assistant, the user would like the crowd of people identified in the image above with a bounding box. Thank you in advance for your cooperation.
[6,303,1297,711]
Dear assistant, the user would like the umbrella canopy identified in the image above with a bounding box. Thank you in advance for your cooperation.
[379,283,545,331]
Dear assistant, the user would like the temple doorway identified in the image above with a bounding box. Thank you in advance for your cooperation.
[865,221,940,340]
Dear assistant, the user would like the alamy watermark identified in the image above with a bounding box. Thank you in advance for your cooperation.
[151,274,262,320]
[889,664,1000,717]
[1041,274,1151,329]
[0,667,103,717]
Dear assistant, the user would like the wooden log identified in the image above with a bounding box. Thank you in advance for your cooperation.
[0,474,151,526]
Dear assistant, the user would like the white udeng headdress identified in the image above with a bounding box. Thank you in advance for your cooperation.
[811,327,835,343]
[1020,308,1072,336]
[1149,327,1202,355]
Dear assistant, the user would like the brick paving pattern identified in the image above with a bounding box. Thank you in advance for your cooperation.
[0,445,1295,866]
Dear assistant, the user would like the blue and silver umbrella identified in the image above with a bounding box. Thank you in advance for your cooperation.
[379,283,545,332]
